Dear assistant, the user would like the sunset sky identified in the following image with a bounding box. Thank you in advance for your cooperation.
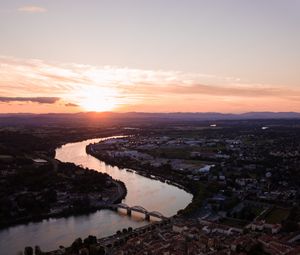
[0,0,300,113]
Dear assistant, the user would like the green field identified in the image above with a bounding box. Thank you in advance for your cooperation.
[146,147,192,159]
[145,145,223,160]
[220,217,249,228]
[265,207,290,224]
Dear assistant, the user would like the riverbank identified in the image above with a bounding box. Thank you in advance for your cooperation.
[1,134,192,254]
[86,143,203,217]
[0,126,134,231]
[0,159,127,230]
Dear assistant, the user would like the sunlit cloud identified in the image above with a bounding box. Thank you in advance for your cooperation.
[0,56,299,113]
[18,5,47,13]
[65,103,79,107]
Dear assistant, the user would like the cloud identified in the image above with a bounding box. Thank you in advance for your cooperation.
[0,56,299,113]
[127,82,299,98]
[18,5,47,13]
[65,103,79,107]
[0,97,60,104]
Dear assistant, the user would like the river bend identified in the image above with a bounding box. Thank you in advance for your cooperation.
[0,137,192,254]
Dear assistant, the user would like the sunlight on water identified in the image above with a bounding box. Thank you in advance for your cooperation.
[0,137,192,254]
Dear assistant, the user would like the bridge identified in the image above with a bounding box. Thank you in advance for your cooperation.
[108,203,167,221]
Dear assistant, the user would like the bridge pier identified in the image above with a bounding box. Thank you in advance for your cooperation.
[145,213,150,221]
[111,206,118,212]
[127,209,132,216]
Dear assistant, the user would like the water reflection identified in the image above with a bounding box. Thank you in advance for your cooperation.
[55,137,192,216]
[0,137,192,254]
[0,210,149,255]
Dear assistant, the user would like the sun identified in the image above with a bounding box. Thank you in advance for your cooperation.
[80,97,117,112]
[76,87,119,112]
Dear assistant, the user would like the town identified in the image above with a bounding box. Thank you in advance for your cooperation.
[63,217,300,255]
[0,126,127,228]
[1,120,300,255]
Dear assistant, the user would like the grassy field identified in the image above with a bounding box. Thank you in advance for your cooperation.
[220,217,250,228]
[146,147,192,159]
[252,207,264,217]
[265,207,290,224]
[146,145,223,160]
[184,159,212,166]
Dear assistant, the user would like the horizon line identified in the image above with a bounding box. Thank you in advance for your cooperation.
[0,111,300,115]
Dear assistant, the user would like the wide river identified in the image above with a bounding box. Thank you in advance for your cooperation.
[0,137,192,255]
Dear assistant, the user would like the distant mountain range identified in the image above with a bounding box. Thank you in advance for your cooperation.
[1,111,300,120]
[99,111,300,120]
[0,112,300,126]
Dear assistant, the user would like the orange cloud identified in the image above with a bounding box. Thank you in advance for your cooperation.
[65,103,79,107]
[0,56,299,113]
[18,5,47,13]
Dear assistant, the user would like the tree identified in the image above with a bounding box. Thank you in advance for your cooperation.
[35,246,42,255]
[89,245,100,255]
[43,190,57,203]
[71,237,83,252]
[24,246,33,255]
[98,246,106,255]
[282,220,299,233]
[248,243,265,255]
[84,235,97,245]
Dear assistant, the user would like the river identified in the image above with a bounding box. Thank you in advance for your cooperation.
[0,137,192,254]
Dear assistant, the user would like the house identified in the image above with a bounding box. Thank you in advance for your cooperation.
[172,223,187,233]
[198,165,215,173]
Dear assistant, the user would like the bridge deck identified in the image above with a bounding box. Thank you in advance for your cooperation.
[108,203,167,219]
